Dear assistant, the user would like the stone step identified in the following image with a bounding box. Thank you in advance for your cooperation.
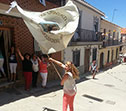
[0,80,21,91]
[0,77,7,83]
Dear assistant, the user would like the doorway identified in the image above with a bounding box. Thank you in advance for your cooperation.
[100,52,104,69]
[84,49,90,73]
[0,28,12,81]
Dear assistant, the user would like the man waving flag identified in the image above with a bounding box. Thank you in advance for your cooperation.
[6,1,79,54]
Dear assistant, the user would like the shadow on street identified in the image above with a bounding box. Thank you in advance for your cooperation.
[0,64,119,106]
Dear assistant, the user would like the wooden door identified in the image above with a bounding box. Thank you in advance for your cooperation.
[84,49,90,73]
[100,52,104,69]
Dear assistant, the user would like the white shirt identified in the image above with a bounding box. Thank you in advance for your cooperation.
[63,72,77,96]
[31,59,39,72]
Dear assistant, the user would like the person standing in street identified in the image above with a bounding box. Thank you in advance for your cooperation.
[0,49,5,78]
[89,60,98,79]
[38,55,49,89]
[31,54,39,88]
[49,58,79,111]
[17,49,32,91]
[9,46,18,82]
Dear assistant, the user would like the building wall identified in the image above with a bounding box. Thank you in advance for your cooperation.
[0,0,59,53]
[63,0,104,74]
[98,19,121,68]
[100,19,121,40]
[0,0,58,11]
[80,9,101,31]
[0,15,34,54]
[63,45,99,74]
[0,0,61,82]
[63,46,85,74]
[66,0,103,32]
[98,46,120,68]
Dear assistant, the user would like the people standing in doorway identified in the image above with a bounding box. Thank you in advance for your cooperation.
[38,55,49,89]
[89,60,98,79]
[31,54,39,88]
[17,49,32,91]
[49,58,79,111]
[0,49,5,78]
[9,46,18,82]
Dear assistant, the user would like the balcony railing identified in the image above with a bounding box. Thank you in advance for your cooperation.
[71,28,103,42]
[102,39,122,47]
[70,28,123,47]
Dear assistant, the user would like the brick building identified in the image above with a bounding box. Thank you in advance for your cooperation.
[0,0,63,85]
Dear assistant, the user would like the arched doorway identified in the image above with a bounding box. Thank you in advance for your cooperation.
[100,52,104,69]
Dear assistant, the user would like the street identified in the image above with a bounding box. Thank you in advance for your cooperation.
[0,64,126,111]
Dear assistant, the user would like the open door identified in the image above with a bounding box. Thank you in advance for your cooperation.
[100,52,104,69]
[84,49,90,73]
[0,28,11,81]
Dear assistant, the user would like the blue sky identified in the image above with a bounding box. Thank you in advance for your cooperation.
[85,0,126,28]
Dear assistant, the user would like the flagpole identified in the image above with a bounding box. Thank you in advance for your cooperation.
[47,54,62,80]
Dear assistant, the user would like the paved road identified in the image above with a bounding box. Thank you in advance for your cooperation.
[0,64,126,111]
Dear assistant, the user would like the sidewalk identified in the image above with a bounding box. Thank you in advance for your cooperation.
[0,60,118,88]
[0,63,124,111]
[0,63,116,93]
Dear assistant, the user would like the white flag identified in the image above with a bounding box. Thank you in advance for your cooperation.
[39,0,46,6]
[7,1,79,54]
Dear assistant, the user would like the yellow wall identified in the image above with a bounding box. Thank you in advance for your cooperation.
[98,46,120,68]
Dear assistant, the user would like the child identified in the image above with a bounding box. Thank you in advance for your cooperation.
[9,46,18,81]
[49,58,79,111]
[38,55,49,88]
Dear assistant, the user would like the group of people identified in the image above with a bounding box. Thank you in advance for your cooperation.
[17,49,80,111]
[17,49,49,91]
[0,46,49,91]
[0,46,98,111]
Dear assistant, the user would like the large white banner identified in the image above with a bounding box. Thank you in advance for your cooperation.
[7,1,79,54]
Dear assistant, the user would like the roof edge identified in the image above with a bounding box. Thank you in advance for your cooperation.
[74,0,105,17]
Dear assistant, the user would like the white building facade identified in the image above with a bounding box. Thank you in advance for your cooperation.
[63,0,105,74]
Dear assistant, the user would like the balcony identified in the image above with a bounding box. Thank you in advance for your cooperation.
[102,39,122,47]
[69,28,103,46]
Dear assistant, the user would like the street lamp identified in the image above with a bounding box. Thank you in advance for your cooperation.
[112,9,117,22]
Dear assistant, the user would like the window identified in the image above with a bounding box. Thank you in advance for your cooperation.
[93,16,99,32]
[107,50,110,63]
[117,32,119,40]
[103,29,106,39]
[116,48,118,59]
[111,50,114,62]
[113,31,115,39]
[108,30,111,39]
[92,48,97,61]
[73,50,80,67]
